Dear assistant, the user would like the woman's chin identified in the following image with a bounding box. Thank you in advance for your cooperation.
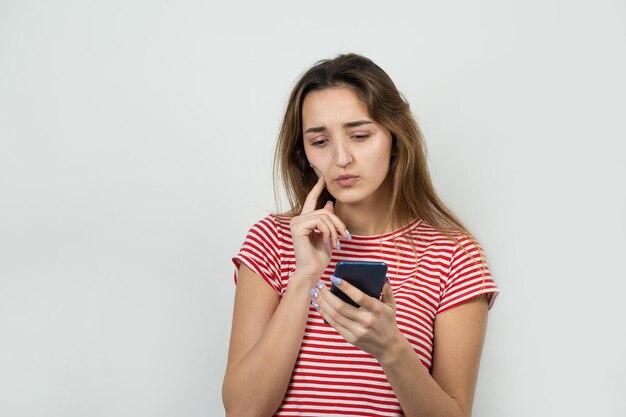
[329,189,370,206]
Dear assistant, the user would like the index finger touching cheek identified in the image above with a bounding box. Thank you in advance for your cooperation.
[301,174,326,214]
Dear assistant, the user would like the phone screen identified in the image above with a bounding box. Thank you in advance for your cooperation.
[330,261,388,308]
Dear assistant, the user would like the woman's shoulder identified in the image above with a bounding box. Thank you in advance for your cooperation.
[270,213,293,227]
[245,213,293,238]
[410,220,482,253]
[409,219,459,241]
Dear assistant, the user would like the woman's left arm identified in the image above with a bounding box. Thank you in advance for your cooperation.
[314,280,489,417]
[381,295,488,417]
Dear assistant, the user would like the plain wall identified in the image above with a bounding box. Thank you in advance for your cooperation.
[1,0,625,416]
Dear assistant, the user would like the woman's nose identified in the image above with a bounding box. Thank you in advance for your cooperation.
[334,141,353,167]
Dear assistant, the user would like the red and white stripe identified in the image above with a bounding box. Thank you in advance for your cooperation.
[233,215,498,416]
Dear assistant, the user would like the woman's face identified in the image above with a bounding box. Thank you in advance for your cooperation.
[302,86,393,206]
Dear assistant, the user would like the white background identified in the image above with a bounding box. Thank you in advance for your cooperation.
[1,1,625,416]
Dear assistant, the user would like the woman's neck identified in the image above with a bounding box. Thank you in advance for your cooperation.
[334,186,399,236]
[337,209,395,236]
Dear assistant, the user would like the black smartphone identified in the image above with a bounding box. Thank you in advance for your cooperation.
[330,261,388,308]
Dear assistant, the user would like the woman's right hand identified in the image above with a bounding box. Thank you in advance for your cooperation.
[289,174,349,283]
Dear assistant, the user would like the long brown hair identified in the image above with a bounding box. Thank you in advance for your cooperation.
[273,53,472,237]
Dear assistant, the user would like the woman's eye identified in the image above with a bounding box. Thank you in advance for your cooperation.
[353,134,370,141]
[311,139,327,146]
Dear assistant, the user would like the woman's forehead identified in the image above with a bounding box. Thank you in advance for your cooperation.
[302,87,371,129]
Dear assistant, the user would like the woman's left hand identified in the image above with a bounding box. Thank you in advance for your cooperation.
[311,277,404,361]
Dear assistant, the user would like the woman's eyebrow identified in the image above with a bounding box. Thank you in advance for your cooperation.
[344,120,373,128]
[304,120,373,134]
[303,126,326,134]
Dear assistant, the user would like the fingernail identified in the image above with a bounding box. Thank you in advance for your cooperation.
[345,229,352,240]
[336,239,341,251]
[330,275,342,286]
[311,300,320,309]
[310,288,318,298]
[316,281,324,290]
[387,276,391,286]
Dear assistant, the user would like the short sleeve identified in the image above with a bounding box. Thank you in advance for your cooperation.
[437,236,499,316]
[232,215,282,295]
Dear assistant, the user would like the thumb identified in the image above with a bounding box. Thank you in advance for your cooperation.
[323,200,335,213]
[381,279,396,310]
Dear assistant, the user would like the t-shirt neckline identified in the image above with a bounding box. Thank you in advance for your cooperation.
[348,219,423,242]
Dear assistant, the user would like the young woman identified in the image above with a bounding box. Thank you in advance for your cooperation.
[222,53,499,417]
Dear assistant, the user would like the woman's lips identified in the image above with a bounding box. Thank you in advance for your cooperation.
[335,175,359,187]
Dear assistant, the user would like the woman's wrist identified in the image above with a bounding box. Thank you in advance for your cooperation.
[286,269,322,294]
[375,331,413,368]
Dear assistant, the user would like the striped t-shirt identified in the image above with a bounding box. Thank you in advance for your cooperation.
[232,214,499,417]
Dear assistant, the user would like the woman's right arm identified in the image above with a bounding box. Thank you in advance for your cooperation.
[222,265,315,417]
[223,175,347,416]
